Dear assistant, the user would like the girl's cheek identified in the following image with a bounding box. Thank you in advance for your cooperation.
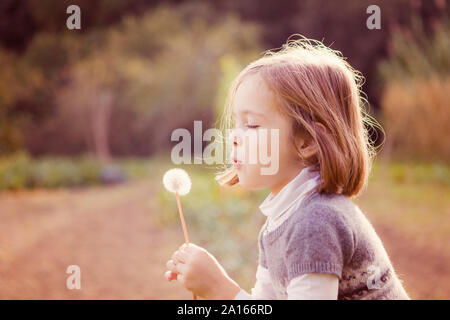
[230,128,282,181]
[255,128,280,170]
[239,129,278,168]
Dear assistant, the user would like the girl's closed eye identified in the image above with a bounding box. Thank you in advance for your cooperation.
[244,116,260,129]
[232,118,259,130]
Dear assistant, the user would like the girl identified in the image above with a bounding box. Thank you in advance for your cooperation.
[165,38,410,300]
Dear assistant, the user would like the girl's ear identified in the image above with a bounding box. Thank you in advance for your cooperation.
[295,121,325,159]
[299,139,318,159]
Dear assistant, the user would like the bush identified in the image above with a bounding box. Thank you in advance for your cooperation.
[379,18,450,161]
[0,153,100,191]
[387,161,450,186]
[17,3,261,157]
[381,77,450,161]
[0,153,168,192]
[29,156,101,188]
[0,153,31,190]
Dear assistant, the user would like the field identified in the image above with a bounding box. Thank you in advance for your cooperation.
[0,160,449,299]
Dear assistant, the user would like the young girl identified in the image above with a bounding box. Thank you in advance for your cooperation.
[164,38,410,300]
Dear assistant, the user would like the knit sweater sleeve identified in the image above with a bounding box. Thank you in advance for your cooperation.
[284,202,355,282]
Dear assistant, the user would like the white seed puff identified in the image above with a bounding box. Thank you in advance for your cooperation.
[163,168,192,196]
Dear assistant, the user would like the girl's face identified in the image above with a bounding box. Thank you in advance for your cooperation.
[231,73,305,194]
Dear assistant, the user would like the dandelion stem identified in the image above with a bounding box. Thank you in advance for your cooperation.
[175,191,197,300]
[175,191,189,245]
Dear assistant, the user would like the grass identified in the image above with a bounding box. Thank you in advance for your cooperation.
[0,152,166,191]
[356,159,450,247]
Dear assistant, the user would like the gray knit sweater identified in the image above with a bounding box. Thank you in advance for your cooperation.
[258,189,410,300]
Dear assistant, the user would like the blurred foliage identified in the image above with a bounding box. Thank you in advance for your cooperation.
[0,152,97,190]
[381,77,450,161]
[270,0,447,120]
[379,17,450,80]
[0,152,160,191]
[0,2,261,157]
[379,18,450,161]
[0,46,41,155]
[214,55,244,121]
[386,161,450,186]
[0,0,447,158]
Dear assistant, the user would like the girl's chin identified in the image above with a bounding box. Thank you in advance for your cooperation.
[236,173,266,190]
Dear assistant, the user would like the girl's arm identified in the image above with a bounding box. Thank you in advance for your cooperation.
[287,273,339,300]
[235,270,338,300]
[234,265,277,300]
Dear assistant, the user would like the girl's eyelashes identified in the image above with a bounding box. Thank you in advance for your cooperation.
[232,112,260,129]
[232,119,259,129]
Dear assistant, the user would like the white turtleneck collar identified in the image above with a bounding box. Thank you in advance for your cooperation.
[259,166,320,232]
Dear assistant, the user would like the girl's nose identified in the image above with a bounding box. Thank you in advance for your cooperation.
[229,130,243,146]
[233,136,242,146]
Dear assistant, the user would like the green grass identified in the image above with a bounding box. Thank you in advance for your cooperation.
[356,159,450,246]
[0,152,165,191]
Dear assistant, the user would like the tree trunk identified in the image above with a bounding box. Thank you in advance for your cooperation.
[91,90,113,164]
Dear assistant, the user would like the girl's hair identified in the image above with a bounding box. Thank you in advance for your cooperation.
[216,36,382,198]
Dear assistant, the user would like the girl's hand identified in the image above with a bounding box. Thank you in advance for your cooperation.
[165,243,241,299]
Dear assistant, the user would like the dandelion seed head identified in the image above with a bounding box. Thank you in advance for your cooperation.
[163,168,191,196]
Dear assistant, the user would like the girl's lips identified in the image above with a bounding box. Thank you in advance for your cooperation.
[232,159,242,169]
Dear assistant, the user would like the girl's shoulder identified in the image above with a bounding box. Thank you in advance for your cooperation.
[289,189,362,232]
[300,189,357,215]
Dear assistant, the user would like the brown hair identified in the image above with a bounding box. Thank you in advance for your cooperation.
[216,36,381,198]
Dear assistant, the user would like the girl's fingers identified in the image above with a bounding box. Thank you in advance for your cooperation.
[177,273,194,293]
[171,251,177,261]
[175,261,188,274]
[172,249,188,264]
[166,259,178,273]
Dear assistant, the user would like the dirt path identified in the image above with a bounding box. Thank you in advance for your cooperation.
[0,180,191,299]
[371,223,450,300]
[0,181,448,299]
